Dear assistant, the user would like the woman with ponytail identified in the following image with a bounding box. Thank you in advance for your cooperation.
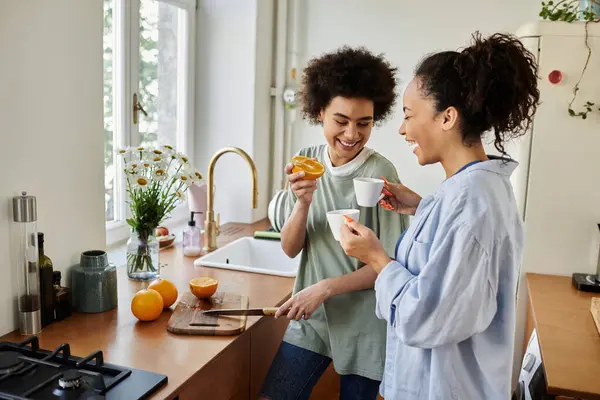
[340,32,540,399]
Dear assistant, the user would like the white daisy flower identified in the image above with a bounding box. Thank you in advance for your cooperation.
[177,173,192,187]
[175,190,185,200]
[150,154,164,164]
[176,152,190,164]
[192,171,203,181]
[181,162,193,173]
[153,168,168,182]
[132,175,151,190]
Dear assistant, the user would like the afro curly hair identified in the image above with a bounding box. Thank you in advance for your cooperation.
[299,46,398,126]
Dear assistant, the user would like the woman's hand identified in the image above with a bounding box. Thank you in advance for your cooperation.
[379,177,422,216]
[275,281,331,320]
[286,163,317,206]
[340,219,391,273]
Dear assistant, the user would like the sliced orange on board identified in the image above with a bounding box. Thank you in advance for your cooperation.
[189,277,219,299]
[291,156,325,180]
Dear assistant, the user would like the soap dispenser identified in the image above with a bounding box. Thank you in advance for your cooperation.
[183,212,203,257]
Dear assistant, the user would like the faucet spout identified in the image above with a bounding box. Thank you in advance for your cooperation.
[204,147,259,253]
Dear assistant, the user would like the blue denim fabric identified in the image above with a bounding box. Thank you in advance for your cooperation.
[259,341,380,400]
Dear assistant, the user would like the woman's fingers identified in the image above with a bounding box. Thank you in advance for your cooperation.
[292,180,317,191]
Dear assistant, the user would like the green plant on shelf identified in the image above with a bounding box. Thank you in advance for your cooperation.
[539,0,599,119]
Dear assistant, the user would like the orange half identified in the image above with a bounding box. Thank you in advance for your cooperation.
[189,277,218,299]
[291,156,325,180]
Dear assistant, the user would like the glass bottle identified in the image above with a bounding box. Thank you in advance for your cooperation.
[183,212,203,257]
[53,271,72,321]
[38,232,55,327]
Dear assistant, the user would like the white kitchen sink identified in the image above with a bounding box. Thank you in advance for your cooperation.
[193,237,300,277]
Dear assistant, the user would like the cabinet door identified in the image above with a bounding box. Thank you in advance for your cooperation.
[249,317,342,399]
[178,334,250,400]
[250,317,289,398]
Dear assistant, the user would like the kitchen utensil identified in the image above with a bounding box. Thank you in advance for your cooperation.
[71,250,118,313]
[201,307,277,316]
[326,209,360,241]
[12,191,41,335]
[167,291,249,335]
[353,177,384,207]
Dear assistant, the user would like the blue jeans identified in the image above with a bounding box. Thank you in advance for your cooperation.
[259,341,381,400]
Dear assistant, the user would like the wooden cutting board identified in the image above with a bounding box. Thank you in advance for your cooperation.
[167,291,249,336]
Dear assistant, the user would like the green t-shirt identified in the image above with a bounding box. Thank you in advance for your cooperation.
[268,145,408,381]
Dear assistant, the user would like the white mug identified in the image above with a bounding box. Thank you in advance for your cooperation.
[353,178,385,207]
[326,209,360,241]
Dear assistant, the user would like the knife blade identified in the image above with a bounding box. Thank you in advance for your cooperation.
[201,307,278,316]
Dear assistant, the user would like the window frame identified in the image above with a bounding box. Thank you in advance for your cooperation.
[105,0,197,247]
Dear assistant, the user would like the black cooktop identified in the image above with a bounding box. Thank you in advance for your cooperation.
[0,336,167,400]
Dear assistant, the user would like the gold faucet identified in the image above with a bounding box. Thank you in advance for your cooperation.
[204,147,259,252]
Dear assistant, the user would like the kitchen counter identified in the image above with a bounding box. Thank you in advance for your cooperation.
[0,220,300,399]
[525,273,600,400]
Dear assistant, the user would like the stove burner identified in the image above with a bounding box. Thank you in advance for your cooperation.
[58,369,84,389]
[0,351,24,374]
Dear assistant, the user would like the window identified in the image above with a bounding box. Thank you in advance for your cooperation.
[104,0,196,244]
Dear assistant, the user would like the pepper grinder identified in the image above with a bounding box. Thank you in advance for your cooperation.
[12,192,42,335]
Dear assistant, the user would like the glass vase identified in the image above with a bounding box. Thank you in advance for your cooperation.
[126,229,160,281]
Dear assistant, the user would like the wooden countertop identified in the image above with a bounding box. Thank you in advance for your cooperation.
[526,273,600,399]
[0,220,296,400]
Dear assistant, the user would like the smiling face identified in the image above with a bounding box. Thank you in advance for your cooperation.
[399,77,459,166]
[319,96,374,166]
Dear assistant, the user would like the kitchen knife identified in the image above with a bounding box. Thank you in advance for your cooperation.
[201,307,278,316]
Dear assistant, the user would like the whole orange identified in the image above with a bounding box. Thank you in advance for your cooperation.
[189,277,218,299]
[131,288,164,321]
[148,278,178,308]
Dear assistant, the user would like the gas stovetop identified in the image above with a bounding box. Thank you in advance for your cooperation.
[0,336,167,400]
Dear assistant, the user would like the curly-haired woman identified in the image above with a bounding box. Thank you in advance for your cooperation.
[259,47,409,400]
[340,32,540,400]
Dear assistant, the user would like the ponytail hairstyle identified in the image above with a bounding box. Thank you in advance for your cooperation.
[415,32,540,156]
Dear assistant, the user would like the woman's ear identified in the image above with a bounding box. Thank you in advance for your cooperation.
[318,110,324,123]
[441,106,459,131]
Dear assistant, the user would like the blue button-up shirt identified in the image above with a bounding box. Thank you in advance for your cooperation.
[375,158,523,400]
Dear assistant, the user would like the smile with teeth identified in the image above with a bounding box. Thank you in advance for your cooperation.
[338,139,360,149]
[407,140,419,152]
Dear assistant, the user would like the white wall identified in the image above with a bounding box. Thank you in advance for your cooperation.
[288,0,540,198]
[0,1,106,336]
[194,0,274,225]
